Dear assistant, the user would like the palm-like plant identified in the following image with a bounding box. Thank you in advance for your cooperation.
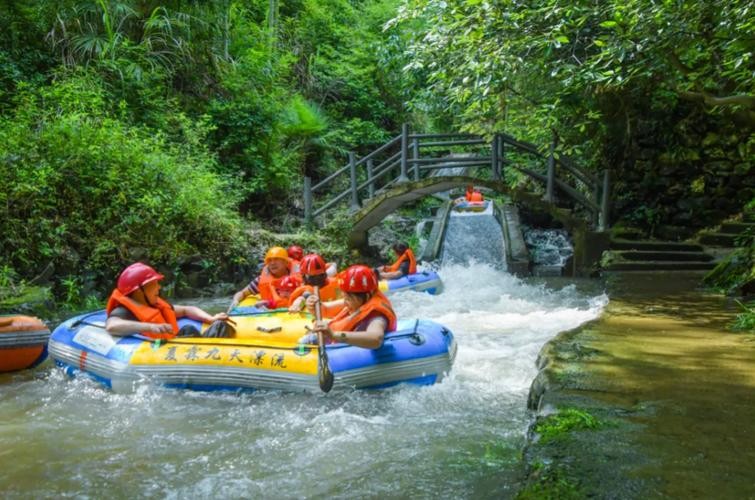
[280,95,341,178]
[46,0,201,81]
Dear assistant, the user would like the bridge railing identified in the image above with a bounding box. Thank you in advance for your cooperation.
[303,124,611,230]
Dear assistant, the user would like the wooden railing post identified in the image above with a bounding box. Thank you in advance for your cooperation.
[491,134,500,180]
[412,137,420,181]
[592,177,600,228]
[366,159,375,199]
[398,123,409,182]
[304,175,313,226]
[349,152,360,211]
[499,135,505,180]
[544,133,556,203]
[599,168,611,231]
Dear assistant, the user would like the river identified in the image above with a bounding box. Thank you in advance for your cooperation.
[0,263,606,498]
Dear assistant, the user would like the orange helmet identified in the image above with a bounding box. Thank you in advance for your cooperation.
[276,275,301,292]
[300,254,327,276]
[339,265,378,293]
[116,262,164,295]
[287,245,304,261]
[264,246,289,265]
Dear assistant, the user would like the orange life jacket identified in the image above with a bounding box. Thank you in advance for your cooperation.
[289,278,340,305]
[388,248,417,274]
[105,289,179,339]
[328,291,397,333]
[258,266,291,301]
[469,191,484,202]
[290,259,301,274]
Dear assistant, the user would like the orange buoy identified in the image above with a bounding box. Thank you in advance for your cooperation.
[0,315,50,372]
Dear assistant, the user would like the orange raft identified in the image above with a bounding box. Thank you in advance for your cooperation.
[0,315,50,372]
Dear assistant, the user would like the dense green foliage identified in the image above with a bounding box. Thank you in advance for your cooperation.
[392,0,754,234]
[0,0,410,300]
[1,0,753,303]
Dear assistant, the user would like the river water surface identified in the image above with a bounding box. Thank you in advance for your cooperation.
[0,264,606,498]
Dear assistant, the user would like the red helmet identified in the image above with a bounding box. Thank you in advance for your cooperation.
[339,265,378,293]
[300,254,327,276]
[116,262,164,295]
[276,275,301,292]
[287,245,304,261]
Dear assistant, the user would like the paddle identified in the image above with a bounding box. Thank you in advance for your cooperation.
[313,286,334,393]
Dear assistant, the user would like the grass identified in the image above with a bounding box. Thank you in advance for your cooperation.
[533,407,603,443]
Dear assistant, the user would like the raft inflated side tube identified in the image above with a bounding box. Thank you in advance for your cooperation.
[0,315,50,372]
[380,271,443,296]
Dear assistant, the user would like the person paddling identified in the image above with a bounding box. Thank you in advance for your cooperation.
[305,265,396,349]
[375,242,417,281]
[106,262,228,338]
[288,254,341,312]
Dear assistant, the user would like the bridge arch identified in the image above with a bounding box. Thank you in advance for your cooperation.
[348,175,608,275]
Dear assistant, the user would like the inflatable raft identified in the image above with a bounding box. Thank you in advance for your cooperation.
[0,315,50,372]
[48,310,456,393]
[380,270,443,295]
[453,200,490,213]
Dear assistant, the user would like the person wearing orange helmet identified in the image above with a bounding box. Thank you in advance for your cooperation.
[105,262,228,339]
[230,246,293,309]
[287,254,341,312]
[375,242,417,281]
[305,265,397,349]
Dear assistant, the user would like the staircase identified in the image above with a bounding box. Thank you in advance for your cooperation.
[602,211,754,272]
[698,218,755,248]
[602,240,717,271]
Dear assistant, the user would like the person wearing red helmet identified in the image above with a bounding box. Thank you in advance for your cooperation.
[305,265,397,349]
[105,262,228,339]
[287,254,340,312]
[263,274,301,309]
[287,245,304,274]
[375,242,417,281]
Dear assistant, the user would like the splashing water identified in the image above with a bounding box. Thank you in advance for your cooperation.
[523,228,574,267]
[0,264,606,499]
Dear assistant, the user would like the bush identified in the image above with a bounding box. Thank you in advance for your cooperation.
[0,74,248,298]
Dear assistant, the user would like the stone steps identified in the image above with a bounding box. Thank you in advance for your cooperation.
[698,232,741,247]
[603,239,717,272]
[604,260,717,272]
[614,250,714,262]
[610,239,703,252]
[720,222,755,234]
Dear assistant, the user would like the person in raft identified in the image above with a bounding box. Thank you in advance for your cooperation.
[106,262,228,338]
[288,253,341,312]
[454,184,484,205]
[287,245,304,274]
[263,275,302,309]
[230,246,293,309]
[304,264,397,349]
[375,242,417,281]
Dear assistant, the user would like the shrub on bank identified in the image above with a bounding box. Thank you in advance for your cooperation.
[0,75,248,299]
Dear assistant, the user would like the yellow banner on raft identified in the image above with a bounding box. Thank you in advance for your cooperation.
[219,312,313,344]
[130,340,318,375]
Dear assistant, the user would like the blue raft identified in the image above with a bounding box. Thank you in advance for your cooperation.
[48,311,457,393]
[380,270,443,295]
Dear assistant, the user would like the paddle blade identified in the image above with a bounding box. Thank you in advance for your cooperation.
[318,347,334,393]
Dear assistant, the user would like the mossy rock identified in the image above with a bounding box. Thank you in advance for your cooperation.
[0,285,54,317]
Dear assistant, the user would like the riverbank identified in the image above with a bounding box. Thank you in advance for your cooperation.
[522,272,755,498]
